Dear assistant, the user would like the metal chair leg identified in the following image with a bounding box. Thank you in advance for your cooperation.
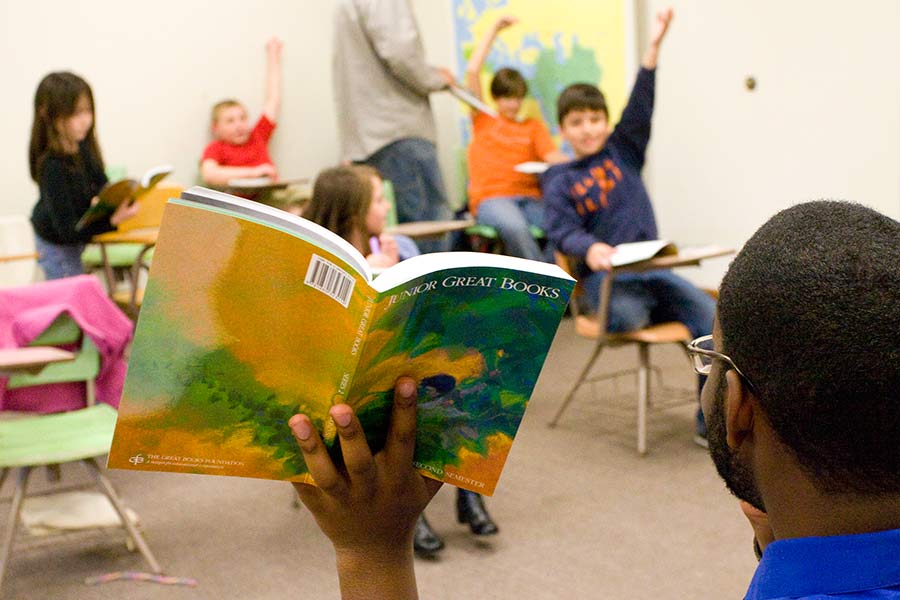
[83,459,162,574]
[549,343,605,428]
[637,344,650,455]
[0,467,32,595]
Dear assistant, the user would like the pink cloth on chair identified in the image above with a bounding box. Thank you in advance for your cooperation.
[0,275,133,413]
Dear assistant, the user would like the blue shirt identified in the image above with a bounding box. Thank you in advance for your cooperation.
[746,529,900,599]
[542,67,658,260]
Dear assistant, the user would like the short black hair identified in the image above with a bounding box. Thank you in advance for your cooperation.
[556,83,608,124]
[718,200,900,495]
[490,68,527,99]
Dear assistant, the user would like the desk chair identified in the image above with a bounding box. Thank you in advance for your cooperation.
[5,313,100,407]
[548,253,695,455]
[0,404,162,593]
[81,184,183,307]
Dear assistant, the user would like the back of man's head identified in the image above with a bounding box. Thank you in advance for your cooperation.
[718,200,900,495]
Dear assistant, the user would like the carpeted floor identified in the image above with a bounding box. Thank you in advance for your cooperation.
[1,320,758,599]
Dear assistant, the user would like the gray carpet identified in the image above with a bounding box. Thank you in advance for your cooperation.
[2,320,758,599]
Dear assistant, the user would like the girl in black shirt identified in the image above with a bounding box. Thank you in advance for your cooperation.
[28,72,138,279]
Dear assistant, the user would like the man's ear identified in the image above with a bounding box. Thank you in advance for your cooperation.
[724,369,754,450]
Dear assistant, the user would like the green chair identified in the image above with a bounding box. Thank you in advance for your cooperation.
[0,405,162,592]
[382,179,399,228]
[6,314,100,406]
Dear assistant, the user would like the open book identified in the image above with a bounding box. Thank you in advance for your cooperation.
[514,161,550,175]
[107,187,574,495]
[75,164,173,231]
[611,240,678,267]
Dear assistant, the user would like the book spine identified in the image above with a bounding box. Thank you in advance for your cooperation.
[342,296,377,401]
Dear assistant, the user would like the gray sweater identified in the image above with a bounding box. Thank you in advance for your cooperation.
[333,0,447,162]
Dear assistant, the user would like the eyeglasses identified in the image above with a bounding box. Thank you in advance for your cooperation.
[686,335,760,396]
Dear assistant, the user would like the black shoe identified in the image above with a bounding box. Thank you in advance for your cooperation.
[413,515,444,557]
[456,489,499,536]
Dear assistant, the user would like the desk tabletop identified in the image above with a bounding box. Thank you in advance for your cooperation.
[613,245,735,274]
[92,227,159,245]
[387,219,475,239]
[0,346,75,376]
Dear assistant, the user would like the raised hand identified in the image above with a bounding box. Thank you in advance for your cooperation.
[649,7,674,48]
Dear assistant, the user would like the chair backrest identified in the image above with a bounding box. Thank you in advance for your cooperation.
[6,313,101,406]
[0,216,38,287]
[381,180,398,228]
[117,185,184,232]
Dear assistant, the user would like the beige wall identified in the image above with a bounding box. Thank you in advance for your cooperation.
[640,0,900,286]
[2,1,898,289]
[0,0,460,216]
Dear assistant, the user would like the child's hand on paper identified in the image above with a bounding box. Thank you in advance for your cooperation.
[290,377,442,558]
[254,163,278,180]
[110,198,140,226]
[366,234,399,269]
[586,241,616,272]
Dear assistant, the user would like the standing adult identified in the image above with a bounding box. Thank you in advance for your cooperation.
[333,0,455,253]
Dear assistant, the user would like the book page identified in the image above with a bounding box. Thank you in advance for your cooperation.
[371,251,572,294]
[610,240,676,267]
[140,164,174,189]
[513,161,549,174]
[108,199,376,483]
[348,263,575,495]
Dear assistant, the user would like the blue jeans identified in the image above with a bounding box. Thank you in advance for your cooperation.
[476,196,552,263]
[581,269,714,421]
[579,269,715,338]
[363,138,452,253]
[35,234,85,280]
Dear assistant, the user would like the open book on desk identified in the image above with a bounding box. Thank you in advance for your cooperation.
[107,186,574,495]
[75,164,173,231]
[611,240,678,267]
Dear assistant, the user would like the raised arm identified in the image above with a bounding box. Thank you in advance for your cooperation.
[464,15,518,101]
[262,36,283,122]
[608,7,673,169]
[290,377,441,600]
[641,7,673,69]
[360,0,453,96]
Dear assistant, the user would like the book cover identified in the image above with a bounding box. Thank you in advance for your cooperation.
[76,165,173,231]
[108,187,574,495]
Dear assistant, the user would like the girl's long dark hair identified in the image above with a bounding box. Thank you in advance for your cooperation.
[303,165,376,254]
[29,72,104,182]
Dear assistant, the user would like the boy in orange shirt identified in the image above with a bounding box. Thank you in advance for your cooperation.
[200,37,282,187]
[465,16,568,261]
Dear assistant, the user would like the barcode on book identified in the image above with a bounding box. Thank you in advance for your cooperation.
[304,254,355,307]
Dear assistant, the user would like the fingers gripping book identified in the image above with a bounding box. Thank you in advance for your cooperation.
[108,187,574,495]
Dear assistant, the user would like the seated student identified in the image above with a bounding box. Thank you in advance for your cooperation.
[286,200,900,600]
[465,16,567,262]
[303,165,417,269]
[200,37,283,188]
[541,9,714,444]
[303,164,497,558]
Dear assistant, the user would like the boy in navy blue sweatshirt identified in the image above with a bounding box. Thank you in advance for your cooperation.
[543,8,714,443]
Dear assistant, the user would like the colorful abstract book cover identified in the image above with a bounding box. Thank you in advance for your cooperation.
[108,188,574,495]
